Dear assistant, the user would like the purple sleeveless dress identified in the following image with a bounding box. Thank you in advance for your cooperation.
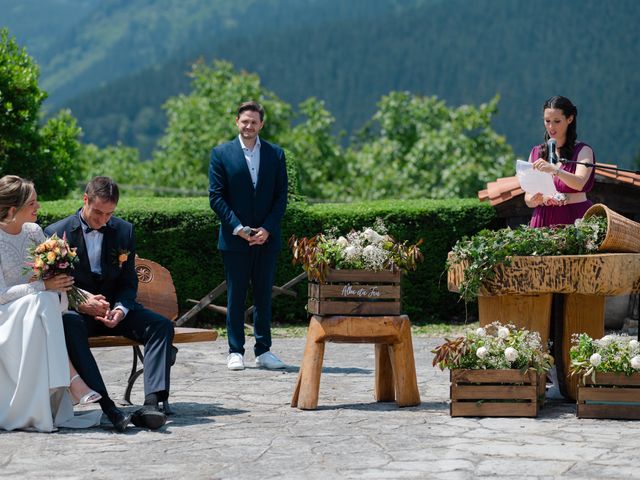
[529,142,596,228]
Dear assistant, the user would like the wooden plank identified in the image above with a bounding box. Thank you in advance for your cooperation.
[452,385,537,400]
[577,404,640,420]
[561,294,605,401]
[448,253,640,296]
[89,327,218,348]
[452,369,537,385]
[309,283,400,300]
[324,269,401,283]
[584,373,640,386]
[172,327,219,344]
[307,298,401,315]
[478,294,552,346]
[451,401,537,417]
[579,387,640,403]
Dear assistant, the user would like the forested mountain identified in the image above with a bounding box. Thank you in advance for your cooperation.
[3,0,638,166]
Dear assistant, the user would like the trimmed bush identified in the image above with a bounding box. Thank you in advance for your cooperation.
[38,197,497,324]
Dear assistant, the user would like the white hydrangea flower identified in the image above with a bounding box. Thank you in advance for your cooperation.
[343,245,358,259]
[504,347,518,362]
[336,236,348,248]
[476,328,486,337]
[589,353,602,367]
[476,347,488,359]
[363,228,385,244]
[498,327,510,339]
[629,339,639,351]
[600,335,613,346]
[631,356,640,370]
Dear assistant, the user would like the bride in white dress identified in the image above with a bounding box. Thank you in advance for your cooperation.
[0,175,102,432]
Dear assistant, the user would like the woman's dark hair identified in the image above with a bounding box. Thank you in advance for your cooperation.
[539,96,578,161]
[85,176,119,204]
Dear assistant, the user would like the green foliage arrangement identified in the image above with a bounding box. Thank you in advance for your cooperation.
[570,333,640,383]
[0,29,82,199]
[432,322,553,374]
[289,220,424,281]
[448,216,608,302]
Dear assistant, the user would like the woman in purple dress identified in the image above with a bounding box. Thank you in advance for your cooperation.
[524,96,596,227]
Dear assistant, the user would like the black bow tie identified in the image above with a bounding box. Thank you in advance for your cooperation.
[80,217,107,234]
[85,226,107,234]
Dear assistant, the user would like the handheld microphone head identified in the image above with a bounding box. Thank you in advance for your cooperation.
[547,138,558,165]
[241,226,253,236]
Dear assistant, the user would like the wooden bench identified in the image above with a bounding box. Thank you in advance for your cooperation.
[88,257,218,410]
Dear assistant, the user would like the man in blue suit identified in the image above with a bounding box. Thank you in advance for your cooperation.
[209,101,288,370]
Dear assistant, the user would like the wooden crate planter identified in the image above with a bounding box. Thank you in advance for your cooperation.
[450,369,545,417]
[577,372,640,419]
[307,269,401,316]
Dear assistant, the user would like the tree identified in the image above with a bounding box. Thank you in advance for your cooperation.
[0,29,82,199]
[341,93,515,200]
[149,60,294,191]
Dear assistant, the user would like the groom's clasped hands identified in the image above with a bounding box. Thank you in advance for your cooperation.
[239,226,270,246]
[77,294,123,327]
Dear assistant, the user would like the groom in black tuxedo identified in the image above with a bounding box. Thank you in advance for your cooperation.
[45,176,174,432]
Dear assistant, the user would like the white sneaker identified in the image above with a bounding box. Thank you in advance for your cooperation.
[255,351,286,369]
[227,353,245,370]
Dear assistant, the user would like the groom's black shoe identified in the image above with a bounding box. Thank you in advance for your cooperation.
[131,405,167,430]
[105,406,131,433]
[170,346,178,366]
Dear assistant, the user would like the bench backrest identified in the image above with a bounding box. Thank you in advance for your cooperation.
[135,257,179,321]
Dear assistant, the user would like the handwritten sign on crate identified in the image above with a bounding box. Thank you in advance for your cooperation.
[307,269,401,315]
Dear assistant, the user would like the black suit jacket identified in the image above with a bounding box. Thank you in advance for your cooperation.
[208,137,288,253]
[44,211,141,311]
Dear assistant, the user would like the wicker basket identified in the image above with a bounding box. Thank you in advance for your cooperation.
[583,204,640,253]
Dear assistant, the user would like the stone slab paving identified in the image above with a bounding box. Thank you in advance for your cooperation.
[2,337,640,479]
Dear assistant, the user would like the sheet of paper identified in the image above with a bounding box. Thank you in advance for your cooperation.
[515,160,558,196]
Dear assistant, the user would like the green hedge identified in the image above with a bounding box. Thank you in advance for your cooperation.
[38,197,497,324]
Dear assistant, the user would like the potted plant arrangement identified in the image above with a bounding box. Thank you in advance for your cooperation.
[289,220,423,315]
[448,204,640,302]
[447,215,608,302]
[432,322,553,417]
[571,333,640,419]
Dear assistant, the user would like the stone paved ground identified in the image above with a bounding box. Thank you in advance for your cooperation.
[2,337,640,480]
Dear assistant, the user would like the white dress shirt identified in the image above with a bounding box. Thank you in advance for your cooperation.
[79,214,128,316]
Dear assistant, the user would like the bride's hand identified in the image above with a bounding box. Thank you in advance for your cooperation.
[44,274,74,292]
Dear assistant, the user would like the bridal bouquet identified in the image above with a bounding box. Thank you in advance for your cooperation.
[26,233,88,307]
[432,322,553,374]
[289,220,423,281]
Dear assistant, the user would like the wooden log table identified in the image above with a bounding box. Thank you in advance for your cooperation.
[291,315,421,410]
[448,253,640,400]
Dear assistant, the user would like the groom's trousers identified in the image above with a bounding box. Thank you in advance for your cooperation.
[62,308,174,398]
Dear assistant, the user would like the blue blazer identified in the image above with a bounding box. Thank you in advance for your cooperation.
[44,211,141,311]
[208,137,288,253]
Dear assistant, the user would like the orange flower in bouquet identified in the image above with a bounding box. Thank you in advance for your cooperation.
[26,233,87,308]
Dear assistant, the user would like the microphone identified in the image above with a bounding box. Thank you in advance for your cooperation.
[241,226,257,237]
[547,138,558,165]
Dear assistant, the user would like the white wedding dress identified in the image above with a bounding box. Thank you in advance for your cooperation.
[0,222,101,432]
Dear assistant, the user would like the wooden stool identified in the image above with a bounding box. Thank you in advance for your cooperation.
[291,315,421,410]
